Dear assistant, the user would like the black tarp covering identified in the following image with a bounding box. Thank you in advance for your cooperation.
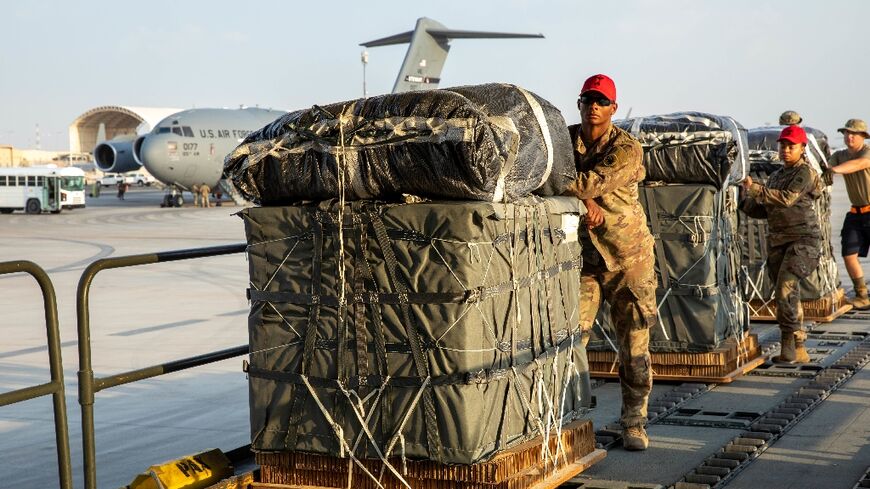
[740,127,839,302]
[224,84,576,205]
[589,184,747,352]
[614,112,748,188]
[241,197,592,464]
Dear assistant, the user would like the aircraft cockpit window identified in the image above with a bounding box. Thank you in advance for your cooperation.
[182,127,194,137]
[171,127,184,136]
[157,127,171,134]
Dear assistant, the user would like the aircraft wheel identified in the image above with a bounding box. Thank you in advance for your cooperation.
[25,199,41,214]
[173,195,184,207]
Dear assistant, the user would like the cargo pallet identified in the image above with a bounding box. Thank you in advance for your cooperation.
[588,333,765,383]
[749,287,852,323]
[208,420,604,489]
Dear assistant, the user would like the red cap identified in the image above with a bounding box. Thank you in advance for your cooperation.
[777,125,808,145]
[580,74,617,102]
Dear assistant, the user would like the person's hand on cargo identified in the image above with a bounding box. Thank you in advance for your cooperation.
[741,175,753,191]
[584,199,604,228]
[822,168,834,186]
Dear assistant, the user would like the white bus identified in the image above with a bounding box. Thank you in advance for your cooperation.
[0,166,87,214]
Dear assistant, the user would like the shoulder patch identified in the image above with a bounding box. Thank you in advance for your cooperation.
[791,169,810,189]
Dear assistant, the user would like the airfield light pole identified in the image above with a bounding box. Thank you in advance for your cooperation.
[361,50,369,98]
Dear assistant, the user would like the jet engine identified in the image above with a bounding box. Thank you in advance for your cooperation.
[132,135,147,166]
[93,139,142,174]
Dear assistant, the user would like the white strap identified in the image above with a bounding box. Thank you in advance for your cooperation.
[516,86,554,190]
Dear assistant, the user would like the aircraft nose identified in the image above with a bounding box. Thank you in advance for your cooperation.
[139,135,174,184]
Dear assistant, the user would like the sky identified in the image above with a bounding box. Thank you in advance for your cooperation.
[1,0,868,151]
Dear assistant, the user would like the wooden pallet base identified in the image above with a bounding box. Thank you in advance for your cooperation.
[750,288,853,323]
[589,334,764,383]
[246,450,607,489]
[246,419,601,489]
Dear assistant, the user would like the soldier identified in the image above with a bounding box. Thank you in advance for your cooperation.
[192,183,201,207]
[200,182,212,208]
[823,119,870,309]
[564,74,656,451]
[779,110,802,126]
[741,126,823,363]
[778,110,831,159]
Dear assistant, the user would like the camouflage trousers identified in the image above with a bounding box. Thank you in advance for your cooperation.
[768,239,821,333]
[579,258,657,428]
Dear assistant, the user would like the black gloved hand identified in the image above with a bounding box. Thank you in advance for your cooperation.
[822,168,834,186]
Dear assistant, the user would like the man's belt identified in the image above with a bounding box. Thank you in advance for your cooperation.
[850,204,870,214]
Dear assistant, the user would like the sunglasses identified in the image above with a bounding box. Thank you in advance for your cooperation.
[578,95,613,107]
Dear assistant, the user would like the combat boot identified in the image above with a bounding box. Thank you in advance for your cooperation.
[773,331,810,364]
[773,330,796,363]
[848,290,870,310]
[793,330,811,363]
[623,426,649,451]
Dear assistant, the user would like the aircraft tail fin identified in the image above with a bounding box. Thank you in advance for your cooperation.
[360,17,543,93]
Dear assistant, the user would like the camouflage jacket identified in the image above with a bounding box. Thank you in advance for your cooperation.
[740,158,822,247]
[566,123,654,271]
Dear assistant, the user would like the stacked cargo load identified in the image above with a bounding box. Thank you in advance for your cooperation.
[587,112,760,382]
[224,84,577,205]
[740,126,849,322]
[225,84,600,488]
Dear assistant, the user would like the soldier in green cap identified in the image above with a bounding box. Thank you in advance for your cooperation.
[780,110,802,126]
[824,119,870,309]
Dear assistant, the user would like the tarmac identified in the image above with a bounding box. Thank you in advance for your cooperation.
[1,179,869,489]
[1,188,251,488]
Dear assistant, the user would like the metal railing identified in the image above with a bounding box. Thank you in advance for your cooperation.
[75,243,248,489]
[0,261,72,489]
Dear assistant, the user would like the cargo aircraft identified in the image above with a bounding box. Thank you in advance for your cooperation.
[92,17,543,206]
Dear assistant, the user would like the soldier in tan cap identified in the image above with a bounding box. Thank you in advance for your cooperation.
[824,119,870,309]
[778,110,831,159]
[780,110,802,126]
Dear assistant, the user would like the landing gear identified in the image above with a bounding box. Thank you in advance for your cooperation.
[160,187,185,208]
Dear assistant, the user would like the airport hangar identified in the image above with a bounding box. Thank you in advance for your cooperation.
[68,105,181,156]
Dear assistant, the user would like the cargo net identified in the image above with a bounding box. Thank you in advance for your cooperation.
[591,183,748,358]
[591,113,750,355]
[240,195,592,487]
[741,129,839,314]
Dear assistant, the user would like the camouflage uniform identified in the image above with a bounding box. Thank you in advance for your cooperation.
[200,183,212,208]
[566,124,657,429]
[741,158,823,332]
